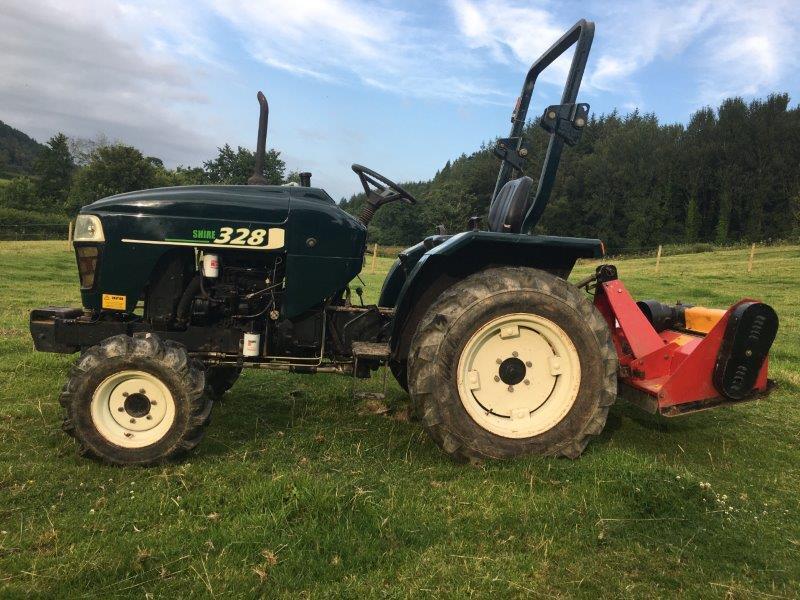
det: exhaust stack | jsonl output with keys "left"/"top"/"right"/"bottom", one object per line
{"left": 247, "top": 91, "right": 269, "bottom": 185}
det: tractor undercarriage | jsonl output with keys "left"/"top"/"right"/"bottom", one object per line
{"left": 31, "top": 302, "right": 393, "bottom": 376}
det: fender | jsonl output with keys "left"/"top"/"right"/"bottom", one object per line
{"left": 383, "top": 230, "right": 603, "bottom": 361}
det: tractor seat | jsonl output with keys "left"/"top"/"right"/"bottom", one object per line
{"left": 487, "top": 176, "right": 534, "bottom": 233}
{"left": 422, "top": 176, "right": 534, "bottom": 250}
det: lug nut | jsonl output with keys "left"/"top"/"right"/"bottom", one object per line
{"left": 512, "top": 351, "right": 518, "bottom": 357}
{"left": 122, "top": 392, "right": 129, "bottom": 397}
{"left": 524, "top": 379, "right": 530, "bottom": 386}
{"left": 150, "top": 400, "right": 157, "bottom": 406}
{"left": 124, "top": 433, "right": 133, "bottom": 438}
{"left": 496, "top": 358, "right": 502, "bottom": 365}
{"left": 508, "top": 386, "right": 514, "bottom": 392}
{"left": 146, "top": 415, "right": 153, "bottom": 420}
{"left": 117, "top": 407, "right": 124, "bottom": 412}
{"left": 130, "top": 418, "right": 136, "bottom": 424}
{"left": 139, "top": 389, "right": 146, "bottom": 394}
{"left": 526, "top": 361, "right": 532, "bottom": 367}
{"left": 494, "top": 375, "right": 500, "bottom": 382}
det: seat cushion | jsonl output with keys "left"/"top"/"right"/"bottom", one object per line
{"left": 487, "top": 176, "right": 534, "bottom": 233}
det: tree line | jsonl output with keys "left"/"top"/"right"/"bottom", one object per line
{"left": 2, "top": 93, "right": 799, "bottom": 251}
{"left": 0, "top": 134, "right": 288, "bottom": 219}
{"left": 341, "top": 94, "right": 800, "bottom": 251}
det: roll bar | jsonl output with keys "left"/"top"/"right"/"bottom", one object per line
{"left": 491, "top": 19, "right": 594, "bottom": 232}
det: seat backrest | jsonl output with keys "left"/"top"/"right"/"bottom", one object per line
{"left": 487, "top": 176, "right": 534, "bottom": 233}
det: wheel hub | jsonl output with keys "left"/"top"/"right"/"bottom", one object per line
{"left": 91, "top": 370, "right": 176, "bottom": 448}
{"left": 498, "top": 356, "right": 527, "bottom": 385}
{"left": 123, "top": 393, "right": 151, "bottom": 418}
{"left": 457, "top": 313, "right": 581, "bottom": 439}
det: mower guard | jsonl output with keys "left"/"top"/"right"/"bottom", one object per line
{"left": 592, "top": 269, "right": 778, "bottom": 416}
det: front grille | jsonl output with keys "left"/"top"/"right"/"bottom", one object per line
{"left": 75, "top": 245, "right": 100, "bottom": 289}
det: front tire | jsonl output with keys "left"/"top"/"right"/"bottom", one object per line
{"left": 408, "top": 267, "right": 617, "bottom": 462}
{"left": 60, "top": 333, "right": 212, "bottom": 466}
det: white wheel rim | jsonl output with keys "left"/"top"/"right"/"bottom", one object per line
{"left": 91, "top": 370, "right": 176, "bottom": 449}
{"left": 456, "top": 313, "right": 581, "bottom": 439}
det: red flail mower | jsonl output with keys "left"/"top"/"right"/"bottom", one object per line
{"left": 586, "top": 265, "right": 778, "bottom": 416}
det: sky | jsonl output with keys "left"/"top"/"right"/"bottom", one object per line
{"left": 2, "top": 0, "right": 799, "bottom": 201}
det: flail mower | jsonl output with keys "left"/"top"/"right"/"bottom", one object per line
{"left": 30, "top": 19, "right": 778, "bottom": 465}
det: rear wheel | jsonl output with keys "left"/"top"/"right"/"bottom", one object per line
{"left": 408, "top": 267, "right": 617, "bottom": 462}
{"left": 60, "top": 333, "right": 212, "bottom": 466}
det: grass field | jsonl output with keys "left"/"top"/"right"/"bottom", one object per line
{"left": 1, "top": 241, "right": 798, "bottom": 598}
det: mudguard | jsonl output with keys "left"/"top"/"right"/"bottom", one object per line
{"left": 382, "top": 230, "right": 603, "bottom": 361}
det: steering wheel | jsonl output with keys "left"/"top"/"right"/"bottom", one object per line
{"left": 351, "top": 164, "right": 417, "bottom": 226}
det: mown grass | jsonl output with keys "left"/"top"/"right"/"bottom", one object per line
{"left": 1, "top": 241, "right": 798, "bottom": 598}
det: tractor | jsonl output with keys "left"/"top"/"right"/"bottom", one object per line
{"left": 30, "top": 20, "right": 778, "bottom": 466}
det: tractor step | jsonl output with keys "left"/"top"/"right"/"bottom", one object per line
{"left": 352, "top": 342, "right": 391, "bottom": 359}
{"left": 351, "top": 342, "right": 390, "bottom": 401}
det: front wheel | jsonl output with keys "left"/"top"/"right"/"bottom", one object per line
{"left": 60, "top": 333, "right": 213, "bottom": 465}
{"left": 408, "top": 267, "right": 617, "bottom": 462}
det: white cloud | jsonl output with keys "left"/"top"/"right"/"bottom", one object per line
{"left": 450, "top": 0, "right": 568, "bottom": 74}
{"left": 206, "top": 0, "right": 505, "bottom": 103}
{"left": 1, "top": 0, "right": 797, "bottom": 193}
{"left": 585, "top": 0, "right": 717, "bottom": 92}
{"left": 695, "top": 1, "right": 800, "bottom": 104}
{"left": 448, "top": 0, "right": 800, "bottom": 108}
{"left": 585, "top": 0, "right": 799, "bottom": 106}
{"left": 0, "top": 0, "right": 220, "bottom": 164}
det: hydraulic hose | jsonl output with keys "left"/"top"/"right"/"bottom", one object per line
{"left": 176, "top": 275, "right": 202, "bottom": 324}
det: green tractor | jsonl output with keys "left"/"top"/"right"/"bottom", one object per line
{"left": 29, "top": 20, "right": 778, "bottom": 466}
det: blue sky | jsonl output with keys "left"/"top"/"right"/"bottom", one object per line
{"left": 3, "top": 0, "right": 799, "bottom": 200}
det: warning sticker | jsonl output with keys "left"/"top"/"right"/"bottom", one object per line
{"left": 102, "top": 294, "right": 126, "bottom": 310}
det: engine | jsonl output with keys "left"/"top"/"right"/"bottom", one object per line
{"left": 144, "top": 249, "right": 287, "bottom": 357}
{"left": 187, "top": 251, "right": 284, "bottom": 330}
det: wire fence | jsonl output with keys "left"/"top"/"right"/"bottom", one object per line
{"left": 1, "top": 222, "right": 793, "bottom": 274}
{"left": 0, "top": 223, "right": 70, "bottom": 241}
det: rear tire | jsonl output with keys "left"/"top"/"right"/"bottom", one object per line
{"left": 408, "top": 267, "right": 617, "bottom": 462}
{"left": 60, "top": 333, "right": 212, "bottom": 466}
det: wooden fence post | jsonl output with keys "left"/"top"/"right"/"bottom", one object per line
{"left": 67, "top": 220, "right": 73, "bottom": 250}
{"left": 747, "top": 243, "right": 756, "bottom": 274}
{"left": 655, "top": 244, "right": 662, "bottom": 273}
{"left": 371, "top": 243, "right": 378, "bottom": 273}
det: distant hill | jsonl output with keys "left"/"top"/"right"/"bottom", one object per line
{"left": 0, "top": 120, "right": 45, "bottom": 177}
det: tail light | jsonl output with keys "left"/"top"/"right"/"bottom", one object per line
{"left": 75, "top": 245, "right": 99, "bottom": 289}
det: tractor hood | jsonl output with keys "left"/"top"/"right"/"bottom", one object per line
{"left": 83, "top": 184, "right": 336, "bottom": 222}
{"left": 75, "top": 183, "right": 366, "bottom": 318}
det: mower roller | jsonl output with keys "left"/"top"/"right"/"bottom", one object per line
{"left": 29, "top": 19, "right": 778, "bottom": 465}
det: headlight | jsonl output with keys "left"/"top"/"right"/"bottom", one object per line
{"left": 73, "top": 214, "right": 105, "bottom": 242}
